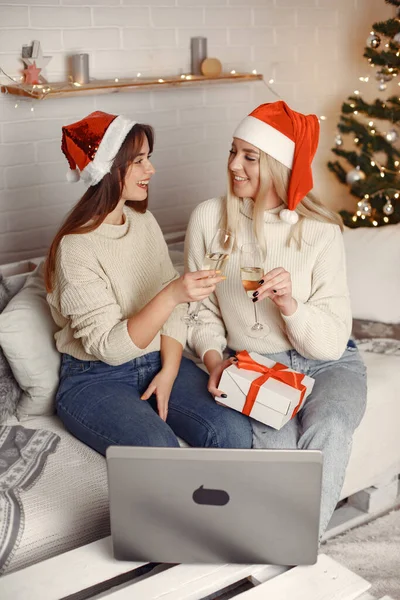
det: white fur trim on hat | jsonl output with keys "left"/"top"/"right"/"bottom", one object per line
{"left": 280, "top": 208, "right": 299, "bottom": 224}
{"left": 233, "top": 115, "right": 295, "bottom": 169}
{"left": 81, "top": 115, "right": 137, "bottom": 186}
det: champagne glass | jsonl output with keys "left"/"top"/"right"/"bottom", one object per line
{"left": 183, "top": 228, "right": 234, "bottom": 326}
{"left": 240, "top": 243, "right": 265, "bottom": 331}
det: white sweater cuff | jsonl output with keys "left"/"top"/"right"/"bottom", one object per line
{"left": 280, "top": 300, "right": 304, "bottom": 330}
{"left": 199, "top": 344, "right": 224, "bottom": 363}
{"left": 161, "top": 303, "right": 187, "bottom": 348}
{"left": 99, "top": 320, "right": 146, "bottom": 365}
{"left": 281, "top": 301, "right": 348, "bottom": 361}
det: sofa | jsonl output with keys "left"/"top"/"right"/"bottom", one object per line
{"left": 0, "top": 224, "right": 399, "bottom": 575}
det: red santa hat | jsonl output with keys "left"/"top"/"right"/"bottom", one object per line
{"left": 61, "top": 111, "right": 137, "bottom": 187}
{"left": 233, "top": 100, "right": 320, "bottom": 224}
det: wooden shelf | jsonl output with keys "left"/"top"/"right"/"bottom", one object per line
{"left": 1, "top": 72, "right": 263, "bottom": 100}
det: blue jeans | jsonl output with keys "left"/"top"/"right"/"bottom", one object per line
{"left": 56, "top": 352, "right": 252, "bottom": 455}
{"left": 250, "top": 343, "right": 367, "bottom": 537}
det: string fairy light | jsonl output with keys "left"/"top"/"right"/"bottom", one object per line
{"left": 315, "top": 23, "right": 400, "bottom": 131}
{"left": 1, "top": 31, "right": 397, "bottom": 230}
{"left": 352, "top": 188, "right": 400, "bottom": 224}
{"left": 1, "top": 61, "right": 269, "bottom": 108}
{"left": 362, "top": 150, "right": 400, "bottom": 176}
{"left": 0, "top": 18, "right": 397, "bottom": 153}
{"left": 259, "top": 76, "right": 280, "bottom": 99}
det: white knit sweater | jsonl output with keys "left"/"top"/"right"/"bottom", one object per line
{"left": 47, "top": 207, "right": 187, "bottom": 366}
{"left": 185, "top": 197, "right": 352, "bottom": 362}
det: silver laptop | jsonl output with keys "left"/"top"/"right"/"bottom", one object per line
{"left": 106, "top": 446, "right": 322, "bottom": 566}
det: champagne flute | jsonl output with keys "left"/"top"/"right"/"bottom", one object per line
{"left": 183, "top": 228, "right": 234, "bottom": 326}
{"left": 240, "top": 243, "right": 264, "bottom": 331}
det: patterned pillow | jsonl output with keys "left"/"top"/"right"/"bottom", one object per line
{"left": 352, "top": 319, "right": 400, "bottom": 356}
{"left": 352, "top": 319, "right": 400, "bottom": 340}
{"left": 0, "top": 276, "right": 22, "bottom": 423}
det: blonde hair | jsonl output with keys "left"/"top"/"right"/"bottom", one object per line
{"left": 222, "top": 150, "right": 343, "bottom": 254}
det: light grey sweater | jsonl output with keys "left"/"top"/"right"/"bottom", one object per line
{"left": 185, "top": 197, "right": 352, "bottom": 362}
{"left": 47, "top": 207, "right": 187, "bottom": 366}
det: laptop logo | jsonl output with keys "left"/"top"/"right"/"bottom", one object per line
{"left": 192, "top": 485, "right": 230, "bottom": 506}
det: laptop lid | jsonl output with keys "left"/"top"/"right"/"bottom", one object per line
{"left": 106, "top": 446, "right": 322, "bottom": 566}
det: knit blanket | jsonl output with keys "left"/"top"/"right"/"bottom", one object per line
{"left": 0, "top": 426, "right": 60, "bottom": 574}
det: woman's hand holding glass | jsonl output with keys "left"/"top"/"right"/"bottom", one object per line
{"left": 169, "top": 270, "right": 225, "bottom": 305}
{"left": 254, "top": 267, "right": 297, "bottom": 316}
{"left": 240, "top": 243, "right": 265, "bottom": 332}
{"left": 183, "top": 228, "right": 234, "bottom": 326}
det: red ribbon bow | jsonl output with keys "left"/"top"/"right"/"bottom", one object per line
{"left": 234, "top": 350, "right": 306, "bottom": 418}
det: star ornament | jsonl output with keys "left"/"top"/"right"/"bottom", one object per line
{"left": 22, "top": 41, "right": 52, "bottom": 82}
{"left": 23, "top": 62, "right": 42, "bottom": 85}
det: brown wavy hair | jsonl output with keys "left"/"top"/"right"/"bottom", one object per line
{"left": 44, "top": 123, "right": 154, "bottom": 292}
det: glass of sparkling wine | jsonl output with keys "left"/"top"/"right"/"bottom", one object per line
{"left": 240, "top": 243, "right": 264, "bottom": 331}
{"left": 183, "top": 228, "right": 234, "bottom": 326}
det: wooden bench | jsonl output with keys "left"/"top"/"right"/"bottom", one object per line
{"left": 0, "top": 536, "right": 394, "bottom": 600}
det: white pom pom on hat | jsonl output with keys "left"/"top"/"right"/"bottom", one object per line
{"left": 233, "top": 100, "right": 320, "bottom": 224}
{"left": 66, "top": 168, "right": 80, "bottom": 183}
{"left": 279, "top": 208, "right": 299, "bottom": 224}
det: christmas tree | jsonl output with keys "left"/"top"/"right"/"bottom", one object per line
{"left": 328, "top": 0, "right": 400, "bottom": 228}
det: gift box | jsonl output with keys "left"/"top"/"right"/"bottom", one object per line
{"left": 217, "top": 351, "right": 314, "bottom": 430}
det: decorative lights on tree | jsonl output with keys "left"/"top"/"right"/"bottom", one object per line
{"left": 328, "top": 0, "right": 400, "bottom": 227}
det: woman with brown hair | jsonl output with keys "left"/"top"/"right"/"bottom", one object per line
{"left": 45, "top": 111, "right": 252, "bottom": 455}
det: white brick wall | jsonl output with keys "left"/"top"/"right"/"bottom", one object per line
{"left": 30, "top": 7, "right": 92, "bottom": 28}
{"left": 0, "top": 0, "right": 394, "bottom": 263}
{"left": 93, "top": 7, "right": 150, "bottom": 26}
{"left": 0, "top": 6, "right": 29, "bottom": 28}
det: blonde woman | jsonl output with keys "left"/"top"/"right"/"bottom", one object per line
{"left": 185, "top": 101, "right": 367, "bottom": 536}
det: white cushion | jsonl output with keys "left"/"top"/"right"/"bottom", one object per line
{"left": 0, "top": 264, "right": 60, "bottom": 419}
{"left": 343, "top": 223, "right": 400, "bottom": 323}
{"left": 341, "top": 350, "right": 400, "bottom": 499}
